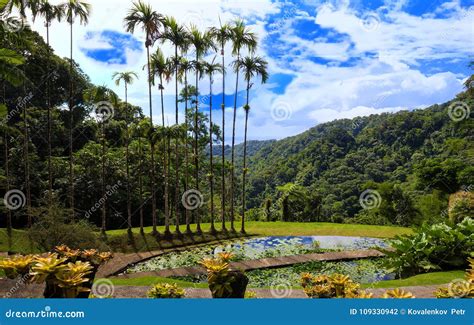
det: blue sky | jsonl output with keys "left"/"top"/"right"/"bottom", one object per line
{"left": 28, "top": 0, "right": 474, "bottom": 143}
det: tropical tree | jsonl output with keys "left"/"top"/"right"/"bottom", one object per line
{"left": 131, "top": 119, "right": 148, "bottom": 234}
{"left": 31, "top": 0, "right": 65, "bottom": 207}
{"left": 62, "top": 0, "right": 91, "bottom": 219}
{"left": 161, "top": 16, "right": 189, "bottom": 235}
{"left": 233, "top": 56, "right": 268, "bottom": 233}
{"left": 177, "top": 58, "right": 194, "bottom": 234}
{"left": 124, "top": 0, "right": 163, "bottom": 235}
{"left": 209, "top": 22, "right": 232, "bottom": 232}
{"left": 229, "top": 19, "right": 256, "bottom": 231}
{"left": 203, "top": 58, "right": 223, "bottom": 234}
{"left": 150, "top": 49, "right": 172, "bottom": 235}
{"left": 188, "top": 25, "right": 215, "bottom": 234}
{"left": 112, "top": 71, "right": 138, "bottom": 238}
{"left": 83, "top": 85, "right": 118, "bottom": 236}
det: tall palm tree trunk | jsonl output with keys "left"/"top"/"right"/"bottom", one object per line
{"left": 160, "top": 76, "right": 170, "bottom": 236}
{"left": 46, "top": 22, "right": 53, "bottom": 206}
{"left": 230, "top": 49, "right": 241, "bottom": 232}
{"left": 68, "top": 21, "right": 75, "bottom": 220}
{"left": 173, "top": 47, "right": 181, "bottom": 235}
{"left": 209, "top": 76, "right": 216, "bottom": 234}
{"left": 184, "top": 71, "right": 191, "bottom": 235}
{"left": 241, "top": 83, "right": 250, "bottom": 234}
{"left": 138, "top": 135, "right": 144, "bottom": 234}
{"left": 125, "top": 84, "right": 132, "bottom": 239}
{"left": 23, "top": 79, "right": 31, "bottom": 228}
{"left": 4, "top": 128, "right": 12, "bottom": 250}
{"left": 220, "top": 43, "right": 227, "bottom": 232}
{"left": 100, "top": 121, "right": 106, "bottom": 236}
{"left": 146, "top": 44, "right": 158, "bottom": 236}
{"left": 194, "top": 57, "right": 202, "bottom": 234}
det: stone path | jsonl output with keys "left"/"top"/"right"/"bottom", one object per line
{"left": 0, "top": 279, "right": 441, "bottom": 298}
{"left": 115, "top": 249, "right": 385, "bottom": 279}
{"left": 96, "top": 237, "right": 252, "bottom": 278}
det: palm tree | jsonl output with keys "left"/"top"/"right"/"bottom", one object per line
{"left": 203, "top": 58, "right": 223, "bottom": 234}
{"left": 177, "top": 58, "right": 194, "bottom": 234}
{"left": 124, "top": 0, "right": 163, "bottom": 235}
{"left": 62, "top": 0, "right": 91, "bottom": 220}
{"left": 161, "top": 16, "right": 189, "bottom": 235}
{"left": 188, "top": 25, "right": 215, "bottom": 234}
{"left": 30, "top": 0, "right": 65, "bottom": 206}
{"left": 131, "top": 119, "right": 147, "bottom": 234}
{"left": 112, "top": 71, "right": 138, "bottom": 239}
{"left": 150, "top": 49, "right": 173, "bottom": 235}
{"left": 233, "top": 56, "right": 268, "bottom": 233}
{"left": 209, "top": 22, "right": 232, "bottom": 232}
{"left": 83, "top": 86, "right": 118, "bottom": 236}
{"left": 229, "top": 20, "right": 256, "bottom": 231}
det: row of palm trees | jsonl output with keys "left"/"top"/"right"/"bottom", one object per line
{"left": 120, "top": 1, "right": 268, "bottom": 236}
{"left": 4, "top": 0, "right": 268, "bottom": 236}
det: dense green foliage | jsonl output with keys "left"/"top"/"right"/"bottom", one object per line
{"left": 234, "top": 87, "right": 473, "bottom": 225}
{"left": 384, "top": 218, "right": 474, "bottom": 277}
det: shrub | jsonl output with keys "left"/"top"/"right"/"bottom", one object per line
{"left": 382, "top": 288, "right": 414, "bottom": 298}
{"left": 200, "top": 253, "right": 249, "bottom": 298}
{"left": 147, "top": 283, "right": 185, "bottom": 298}
{"left": 384, "top": 218, "right": 474, "bottom": 277}
{"left": 244, "top": 290, "right": 257, "bottom": 299}
{"left": 434, "top": 257, "right": 474, "bottom": 299}
{"left": 0, "top": 245, "right": 113, "bottom": 298}
{"left": 28, "top": 204, "right": 108, "bottom": 252}
{"left": 301, "top": 273, "right": 373, "bottom": 298}
{"left": 448, "top": 191, "right": 474, "bottom": 224}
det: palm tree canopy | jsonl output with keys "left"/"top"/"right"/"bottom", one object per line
{"left": 233, "top": 56, "right": 268, "bottom": 85}
{"left": 149, "top": 48, "right": 172, "bottom": 86}
{"left": 230, "top": 19, "right": 257, "bottom": 55}
{"left": 123, "top": 0, "right": 163, "bottom": 46}
{"left": 160, "top": 16, "right": 189, "bottom": 55}
{"left": 209, "top": 22, "right": 232, "bottom": 51}
{"left": 3, "top": 0, "right": 27, "bottom": 17}
{"left": 30, "top": 0, "right": 65, "bottom": 24}
{"left": 112, "top": 71, "right": 138, "bottom": 87}
{"left": 62, "top": 0, "right": 91, "bottom": 25}
{"left": 188, "top": 25, "right": 216, "bottom": 59}
{"left": 202, "top": 58, "right": 223, "bottom": 79}
{"left": 83, "top": 85, "right": 119, "bottom": 106}
{"left": 177, "top": 57, "right": 193, "bottom": 83}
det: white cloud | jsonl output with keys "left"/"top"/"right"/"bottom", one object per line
{"left": 23, "top": 0, "right": 473, "bottom": 144}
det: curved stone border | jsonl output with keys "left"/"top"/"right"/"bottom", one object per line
{"left": 113, "top": 249, "right": 385, "bottom": 279}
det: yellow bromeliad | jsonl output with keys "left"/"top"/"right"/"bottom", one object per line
{"left": 383, "top": 288, "right": 415, "bottom": 298}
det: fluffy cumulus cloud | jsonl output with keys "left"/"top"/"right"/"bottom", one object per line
{"left": 25, "top": 0, "right": 474, "bottom": 143}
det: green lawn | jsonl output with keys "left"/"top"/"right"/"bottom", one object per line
{"left": 103, "top": 276, "right": 208, "bottom": 288}
{"left": 104, "top": 270, "right": 463, "bottom": 289}
{"left": 0, "top": 221, "right": 412, "bottom": 254}
{"left": 107, "top": 221, "right": 412, "bottom": 238}
{"left": 361, "top": 271, "right": 465, "bottom": 289}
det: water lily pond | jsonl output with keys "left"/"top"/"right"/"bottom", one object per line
{"left": 126, "top": 236, "right": 392, "bottom": 285}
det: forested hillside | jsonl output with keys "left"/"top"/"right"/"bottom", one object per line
{"left": 237, "top": 84, "right": 474, "bottom": 226}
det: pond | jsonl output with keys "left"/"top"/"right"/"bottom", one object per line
{"left": 126, "top": 235, "right": 390, "bottom": 280}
